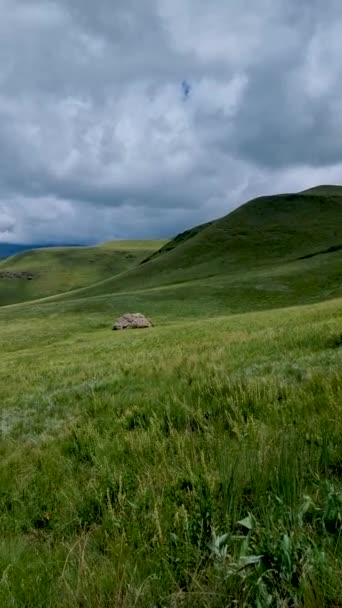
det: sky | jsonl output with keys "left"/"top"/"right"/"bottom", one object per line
{"left": 1, "top": 0, "right": 342, "bottom": 244}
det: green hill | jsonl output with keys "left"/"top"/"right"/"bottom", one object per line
{"left": 0, "top": 240, "right": 165, "bottom": 306}
{"left": 46, "top": 187, "right": 342, "bottom": 315}
{"left": 1, "top": 186, "right": 342, "bottom": 313}
{"left": 138, "top": 188, "right": 342, "bottom": 281}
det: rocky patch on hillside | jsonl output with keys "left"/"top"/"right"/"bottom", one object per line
{"left": 0, "top": 271, "right": 35, "bottom": 280}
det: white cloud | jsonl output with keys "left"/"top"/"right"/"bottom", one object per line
{"left": 0, "top": 0, "right": 342, "bottom": 244}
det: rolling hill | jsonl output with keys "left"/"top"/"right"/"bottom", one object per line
{"left": 1, "top": 186, "right": 342, "bottom": 314}
{"left": 0, "top": 240, "right": 166, "bottom": 306}
{"left": 137, "top": 186, "right": 342, "bottom": 283}
{"left": 42, "top": 186, "right": 342, "bottom": 315}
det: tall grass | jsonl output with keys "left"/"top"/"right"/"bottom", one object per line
{"left": 1, "top": 298, "right": 342, "bottom": 606}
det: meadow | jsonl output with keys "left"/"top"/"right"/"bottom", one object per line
{"left": 1, "top": 291, "right": 342, "bottom": 607}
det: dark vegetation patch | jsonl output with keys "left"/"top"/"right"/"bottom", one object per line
{"left": 0, "top": 271, "right": 35, "bottom": 280}
{"left": 330, "top": 334, "right": 342, "bottom": 348}
{"left": 298, "top": 243, "right": 342, "bottom": 260}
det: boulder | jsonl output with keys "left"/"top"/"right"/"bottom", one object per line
{"left": 113, "top": 312, "right": 153, "bottom": 330}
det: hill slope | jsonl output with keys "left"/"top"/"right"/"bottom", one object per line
{"left": 140, "top": 220, "right": 213, "bottom": 264}
{"left": 2, "top": 186, "right": 342, "bottom": 313}
{"left": 0, "top": 240, "right": 165, "bottom": 306}
{"left": 46, "top": 187, "right": 342, "bottom": 314}
{"left": 138, "top": 189, "right": 342, "bottom": 282}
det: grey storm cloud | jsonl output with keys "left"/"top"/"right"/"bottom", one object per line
{"left": 0, "top": 0, "right": 342, "bottom": 243}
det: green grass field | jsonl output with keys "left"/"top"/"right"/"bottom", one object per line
{"left": 1, "top": 188, "right": 342, "bottom": 606}
{"left": 0, "top": 240, "right": 165, "bottom": 306}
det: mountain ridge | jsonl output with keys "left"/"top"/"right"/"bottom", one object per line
{"left": 0, "top": 242, "right": 83, "bottom": 259}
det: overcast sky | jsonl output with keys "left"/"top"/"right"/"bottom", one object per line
{"left": 1, "top": 0, "right": 342, "bottom": 244}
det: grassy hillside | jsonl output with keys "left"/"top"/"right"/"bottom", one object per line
{"left": 0, "top": 240, "right": 165, "bottom": 306}
{"left": 46, "top": 188, "right": 342, "bottom": 315}
{"left": 1, "top": 289, "right": 342, "bottom": 606}
{"left": 126, "top": 189, "right": 342, "bottom": 285}
{"left": 140, "top": 220, "right": 213, "bottom": 264}
{"left": 301, "top": 184, "right": 342, "bottom": 196}
{"left": 140, "top": 187, "right": 342, "bottom": 277}
{"left": 1, "top": 187, "right": 341, "bottom": 313}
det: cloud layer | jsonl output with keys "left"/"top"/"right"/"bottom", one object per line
{"left": 1, "top": 0, "right": 342, "bottom": 243}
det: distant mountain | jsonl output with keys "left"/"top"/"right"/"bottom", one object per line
{"left": 0, "top": 243, "right": 81, "bottom": 259}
